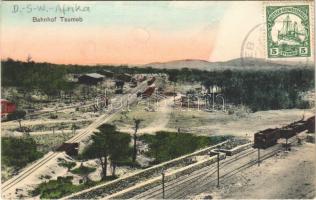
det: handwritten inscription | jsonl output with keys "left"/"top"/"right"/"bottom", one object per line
{"left": 12, "top": 4, "right": 90, "bottom": 15}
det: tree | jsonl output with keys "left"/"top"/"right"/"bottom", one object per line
{"left": 81, "top": 124, "right": 131, "bottom": 180}
{"left": 7, "top": 110, "right": 26, "bottom": 128}
{"left": 109, "top": 132, "right": 131, "bottom": 176}
{"left": 2, "top": 137, "right": 43, "bottom": 169}
{"left": 27, "top": 54, "right": 32, "bottom": 63}
{"left": 71, "top": 163, "right": 96, "bottom": 183}
{"left": 132, "top": 119, "right": 142, "bottom": 163}
{"left": 168, "top": 70, "right": 178, "bottom": 104}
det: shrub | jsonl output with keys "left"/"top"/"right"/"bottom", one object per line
{"left": 71, "top": 165, "right": 96, "bottom": 175}
{"left": 57, "top": 158, "right": 76, "bottom": 170}
{"left": 2, "top": 137, "right": 43, "bottom": 169}
{"left": 140, "top": 132, "right": 232, "bottom": 164}
{"left": 31, "top": 176, "right": 83, "bottom": 199}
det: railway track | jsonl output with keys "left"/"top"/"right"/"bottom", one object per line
{"left": 132, "top": 148, "right": 257, "bottom": 199}
{"left": 131, "top": 139, "right": 294, "bottom": 199}
{"left": 1, "top": 82, "right": 148, "bottom": 196}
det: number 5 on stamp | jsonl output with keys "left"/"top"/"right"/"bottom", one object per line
{"left": 266, "top": 5, "right": 311, "bottom": 58}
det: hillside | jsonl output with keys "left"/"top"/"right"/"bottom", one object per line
{"left": 142, "top": 58, "right": 314, "bottom": 71}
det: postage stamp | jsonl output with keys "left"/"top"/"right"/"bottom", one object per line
{"left": 266, "top": 5, "right": 311, "bottom": 58}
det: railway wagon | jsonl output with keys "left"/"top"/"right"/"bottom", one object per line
{"left": 147, "top": 77, "right": 156, "bottom": 85}
{"left": 56, "top": 143, "right": 79, "bottom": 156}
{"left": 253, "top": 128, "right": 280, "bottom": 149}
{"left": 305, "top": 116, "right": 315, "bottom": 133}
{"left": 279, "top": 120, "right": 306, "bottom": 139}
{"left": 137, "top": 85, "right": 156, "bottom": 98}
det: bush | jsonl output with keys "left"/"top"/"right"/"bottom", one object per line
{"left": 49, "top": 114, "right": 58, "bottom": 119}
{"left": 31, "top": 176, "right": 83, "bottom": 199}
{"left": 71, "top": 165, "right": 96, "bottom": 175}
{"left": 6, "top": 110, "right": 26, "bottom": 121}
{"left": 31, "top": 175, "right": 119, "bottom": 198}
{"left": 57, "top": 158, "right": 76, "bottom": 170}
{"left": 2, "top": 137, "right": 43, "bottom": 169}
{"left": 140, "top": 132, "right": 232, "bottom": 164}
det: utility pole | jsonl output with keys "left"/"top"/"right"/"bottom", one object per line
{"left": 212, "top": 88, "right": 215, "bottom": 111}
{"left": 258, "top": 148, "right": 260, "bottom": 166}
{"left": 161, "top": 172, "right": 165, "bottom": 199}
{"left": 217, "top": 152, "right": 220, "bottom": 188}
{"left": 209, "top": 149, "right": 220, "bottom": 187}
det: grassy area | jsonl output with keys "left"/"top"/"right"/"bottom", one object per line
{"left": 110, "top": 103, "right": 160, "bottom": 128}
{"left": 167, "top": 109, "right": 232, "bottom": 129}
{"left": 139, "top": 131, "right": 232, "bottom": 164}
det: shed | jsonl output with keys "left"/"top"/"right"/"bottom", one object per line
{"left": 98, "top": 70, "right": 114, "bottom": 78}
{"left": 78, "top": 73, "right": 105, "bottom": 85}
{"left": 1, "top": 99, "right": 16, "bottom": 116}
{"left": 115, "top": 73, "right": 132, "bottom": 82}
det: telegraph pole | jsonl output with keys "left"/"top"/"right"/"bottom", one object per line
{"left": 258, "top": 148, "right": 260, "bottom": 166}
{"left": 161, "top": 172, "right": 165, "bottom": 199}
{"left": 217, "top": 152, "right": 220, "bottom": 188}
{"left": 209, "top": 149, "right": 220, "bottom": 187}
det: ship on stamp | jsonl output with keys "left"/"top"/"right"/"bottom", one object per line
{"left": 266, "top": 5, "right": 311, "bottom": 58}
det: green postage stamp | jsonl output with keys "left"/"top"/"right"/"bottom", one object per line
{"left": 266, "top": 5, "right": 311, "bottom": 58}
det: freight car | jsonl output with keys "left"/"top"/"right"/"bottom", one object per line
{"left": 305, "top": 116, "right": 315, "bottom": 133}
{"left": 137, "top": 85, "right": 156, "bottom": 98}
{"left": 147, "top": 77, "right": 156, "bottom": 85}
{"left": 254, "top": 116, "right": 315, "bottom": 149}
{"left": 253, "top": 128, "right": 280, "bottom": 149}
{"left": 56, "top": 143, "right": 79, "bottom": 156}
{"left": 279, "top": 120, "right": 306, "bottom": 139}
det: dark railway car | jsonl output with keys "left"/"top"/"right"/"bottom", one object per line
{"left": 305, "top": 116, "right": 315, "bottom": 133}
{"left": 56, "top": 143, "right": 79, "bottom": 156}
{"left": 288, "top": 120, "right": 306, "bottom": 133}
{"left": 279, "top": 127, "right": 296, "bottom": 139}
{"left": 141, "top": 86, "right": 156, "bottom": 98}
{"left": 253, "top": 128, "right": 280, "bottom": 149}
{"left": 147, "top": 77, "right": 156, "bottom": 85}
{"left": 254, "top": 117, "right": 315, "bottom": 149}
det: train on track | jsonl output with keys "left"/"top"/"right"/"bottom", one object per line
{"left": 254, "top": 116, "right": 315, "bottom": 149}
{"left": 147, "top": 77, "right": 156, "bottom": 85}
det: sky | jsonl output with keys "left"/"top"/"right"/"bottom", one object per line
{"left": 0, "top": 1, "right": 313, "bottom": 65}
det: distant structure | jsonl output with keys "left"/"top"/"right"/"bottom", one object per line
{"left": 115, "top": 73, "right": 132, "bottom": 82}
{"left": 78, "top": 73, "right": 105, "bottom": 85}
{"left": 97, "top": 69, "right": 114, "bottom": 78}
{"left": 1, "top": 99, "right": 16, "bottom": 117}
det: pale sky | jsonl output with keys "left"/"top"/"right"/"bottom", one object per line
{"left": 0, "top": 1, "right": 313, "bottom": 65}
